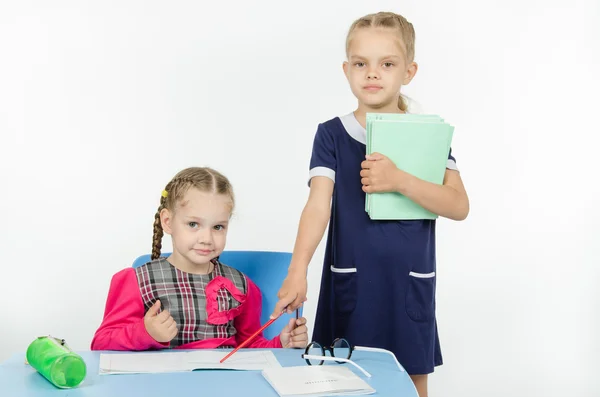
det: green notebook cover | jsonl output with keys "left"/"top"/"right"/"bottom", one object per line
{"left": 365, "top": 113, "right": 445, "bottom": 213}
{"left": 366, "top": 113, "right": 444, "bottom": 155}
{"left": 365, "top": 117, "right": 454, "bottom": 220}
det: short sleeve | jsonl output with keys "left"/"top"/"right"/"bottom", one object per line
{"left": 308, "top": 123, "right": 336, "bottom": 186}
{"left": 447, "top": 148, "right": 459, "bottom": 171}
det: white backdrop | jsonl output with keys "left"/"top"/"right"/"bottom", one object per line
{"left": 1, "top": 1, "right": 599, "bottom": 396}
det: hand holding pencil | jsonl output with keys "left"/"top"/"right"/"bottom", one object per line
{"left": 279, "top": 310, "right": 308, "bottom": 349}
{"left": 272, "top": 272, "right": 308, "bottom": 319}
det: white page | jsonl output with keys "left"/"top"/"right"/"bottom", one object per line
{"left": 186, "top": 350, "right": 281, "bottom": 371}
{"left": 99, "top": 352, "right": 188, "bottom": 374}
{"left": 261, "top": 366, "right": 375, "bottom": 396}
{"left": 99, "top": 350, "right": 282, "bottom": 375}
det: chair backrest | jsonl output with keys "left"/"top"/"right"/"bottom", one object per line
{"left": 131, "top": 250, "right": 302, "bottom": 340}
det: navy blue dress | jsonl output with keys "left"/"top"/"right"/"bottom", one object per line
{"left": 309, "top": 113, "right": 458, "bottom": 375}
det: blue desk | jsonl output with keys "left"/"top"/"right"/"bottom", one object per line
{"left": 1, "top": 349, "right": 418, "bottom": 396}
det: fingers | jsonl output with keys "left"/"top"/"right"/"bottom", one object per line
{"left": 293, "top": 293, "right": 308, "bottom": 310}
{"left": 280, "top": 316, "right": 309, "bottom": 348}
{"left": 167, "top": 321, "right": 178, "bottom": 337}
{"left": 271, "top": 294, "right": 296, "bottom": 319}
{"left": 290, "top": 326, "right": 308, "bottom": 339}
{"left": 162, "top": 314, "right": 176, "bottom": 328}
{"left": 159, "top": 318, "right": 178, "bottom": 341}
{"left": 366, "top": 152, "right": 384, "bottom": 161}
{"left": 166, "top": 319, "right": 177, "bottom": 331}
{"left": 156, "top": 309, "right": 172, "bottom": 324}
{"left": 285, "top": 315, "right": 307, "bottom": 332}
{"left": 158, "top": 316, "right": 177, "bottom": 341}
{"left": 285, "top": 317, "right": 296, "bottom": 332}
{"left": 146, "top": 300, "right": 161, "bottom": 317}
{"left": 287, "top": 323, "right": 309, "bottom": 348}
{"left": 285, "top": 298, "right": 303, "bottom": 314}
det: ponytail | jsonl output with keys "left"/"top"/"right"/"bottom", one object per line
{"left": 397, "top": 95, "right": 408, "bottom": 112}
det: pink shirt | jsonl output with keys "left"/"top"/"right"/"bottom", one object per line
{"left": 91, "top": 264, "right": 282, "bottom": 351}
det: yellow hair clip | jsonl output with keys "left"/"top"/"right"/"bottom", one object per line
{"left": 161, "top": 190, "right": 168, "bottom": 198}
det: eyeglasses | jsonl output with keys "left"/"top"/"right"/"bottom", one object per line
{"left": 301, "top": 338, "right": 405, "bottom": 378}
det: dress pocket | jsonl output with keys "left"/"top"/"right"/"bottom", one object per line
{"left": 405, "top": 271, "right": 436, "bottom": 322}
{"left": 330, "top": 266, "right": 357, "bottom": 314}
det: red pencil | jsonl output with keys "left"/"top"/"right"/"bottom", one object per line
{"left": 219, "top": 311, "right": 282, "bottom": 363}
{"left": 220, "top": 309, "right": 300, "bottom": 363}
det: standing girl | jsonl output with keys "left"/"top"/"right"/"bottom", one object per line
{"left": 272, "top": 12, "right": 469, "bottom": 397}
{"left": 92, "top": 167, "right": 308, "bottom": 351}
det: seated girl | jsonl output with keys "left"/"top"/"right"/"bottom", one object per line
{"left": 91, "top": 167, "right": 308, "bottom": 351}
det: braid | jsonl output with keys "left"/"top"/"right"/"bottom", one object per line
{"left": 151, "top": 196, "right": 166, "bottom": 260}
{"left": 170, "top": 177, "right": 196, "bottom": 191}
{"left": 150, "top": 178, "right": 193, "bottom": 260}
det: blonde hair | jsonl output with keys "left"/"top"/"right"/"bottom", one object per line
{"left": 151, "top": 167, "right": 234, "bottom": 260}
{"left": 345, "top": 11, "right": 416, "bottom": 112}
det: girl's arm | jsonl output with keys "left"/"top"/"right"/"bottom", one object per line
{"left": 91, "top": 269, "right": 168, "bottom": 351}
{"left": 271, "top": 176, "right": 333, "bottom": 317}
{"left": 289, "top": 176, "right": 334, "bottom": 275}
{"left": 395, "top": 168, "right": 469, "bottom": 221}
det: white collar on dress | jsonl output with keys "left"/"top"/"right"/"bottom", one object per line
{"left": 339, "top": 97, "right": 422, "bottom": 145}
{"left": 339, "top": 113, "right": 366, "bottom": 145}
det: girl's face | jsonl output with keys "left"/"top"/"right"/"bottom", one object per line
{"left": 160, "top": 188, "right": 232, "bottom": 272}
{"left": 343, "top": 27, "right": 417, "bottom": 112}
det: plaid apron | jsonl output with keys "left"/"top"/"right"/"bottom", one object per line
{"left": 135, "top": 257, "right": 247, "bottom": 348}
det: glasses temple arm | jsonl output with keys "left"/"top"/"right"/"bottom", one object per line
{"left": 301, "top": 354, "right": 372, "bottom": 378}
{"left": 354, "top": 346, "right": 406, "bottom": 372}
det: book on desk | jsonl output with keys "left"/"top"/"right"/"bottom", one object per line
{"left": 262, "top": 365, "right": 375, "bottom": 396}
{"left": 365, "top": 113, "right": 454, "bottom": 220}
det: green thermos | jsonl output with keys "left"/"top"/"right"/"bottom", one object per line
{"left": 26, "top": 335, "right": 87, "bottom": 388}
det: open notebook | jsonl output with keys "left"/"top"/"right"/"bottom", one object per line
{"left": 262, "top": 366, "right": 375, "bottom": 396}
{"left": 365, "top": 113, "right": 454, "bottom": 220}
{"left": 99, "top": 350, "right": 281, "bottom": 374}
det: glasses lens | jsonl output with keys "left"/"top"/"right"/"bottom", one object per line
{"left": 305, "top": 342, "right": 324, "bottom": 366}
{"left": 332, "top": 338, "right": 351, "bottom": 360}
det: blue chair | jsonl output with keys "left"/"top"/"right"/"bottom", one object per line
{"left": 132, "top": 250, "right": 302, "bottom": 340}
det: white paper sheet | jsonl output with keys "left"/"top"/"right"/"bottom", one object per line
{"left": 261, "top": 366, "right": 376, "bottom": 396}
{"left": 99, "top": 350, "right": 281, "bottom": 374}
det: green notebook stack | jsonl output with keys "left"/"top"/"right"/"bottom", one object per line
{"left": 365, "top": 113, "right": 454, "bottom": 220}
